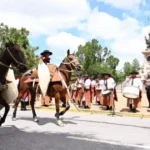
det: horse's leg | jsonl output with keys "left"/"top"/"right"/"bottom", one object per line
{"left": 0, "top": 97, "right": 10, "bottom": 126}
{"left": 54, "top": 92, "right": 64, "bottom": 127}
{"left": 12, "top": 92, "right": 24, "bottom": 121}
{"left": 29, "top": 89, "right": 38, "bottom": 122}
{"left": 59, "top": 93, "right": 70, "bottom": 116}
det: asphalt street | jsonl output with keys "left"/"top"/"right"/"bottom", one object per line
{"left": 0, "top": 108, "right": 150, "bottom": 150}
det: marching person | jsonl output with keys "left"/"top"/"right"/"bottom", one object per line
{"left": 20, "top": 91, "right": 29, "bottom": 111}
{"left": 84, "top": 75, "right": 91, "bottom": 109}
{"left": 102, "top": 73, "right": 116, "bottom": 110}
{"left": 144, "top": 72, "right": 150, "bottom": 108}
{"left": 127, "top": 71, "right": 142, "bottom": 112}
{"left": 71, "top": 80, "right": 77, "bottom": 103}
{"left": 76, "top": 75, "right": 84, "bottom": 107}
{"left": 91, "top": 76, "right": 96, "bottom": 103}
{"left": 40, "top": 50, "right": 53, "bottom": 64}
{"left": 95, "top": 75, "right": 105, "bottom": 106}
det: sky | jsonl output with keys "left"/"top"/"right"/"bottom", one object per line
{"left": 1, "top": 0, "right": 150, "bottom": 69}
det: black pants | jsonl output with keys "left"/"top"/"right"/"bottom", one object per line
{"left": 146, "top": 90, "right": 150, "bottom": 106}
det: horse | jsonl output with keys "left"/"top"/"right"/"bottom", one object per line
{"left": 12, "top": 49, "right": 82, "bottom": 126}
{"left": 0, "top": 42, "right": 28, "bottom": 126}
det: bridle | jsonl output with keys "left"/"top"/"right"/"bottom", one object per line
{"left": 0, "top": 47, "right": 27, "bottom": 70}
{"left": 59, "top": 56, "right": 80, "bottom": 73}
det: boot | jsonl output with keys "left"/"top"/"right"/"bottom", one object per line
{"left": 129, "top": 104, "right": 133, "bottom": 111}
{"left": 21, "top": 101, "right": 26, "bottom": 111}
{"left": 82, "top": 101, "right": 86, "bottom": 108}
{"left": 109, "top": 106, "right": 112, "bottom": 110}
{"left": 105, "top": 106, "right": 110, "bottom": 110}
{"left": 132, "top": 108, "right": 137, "bottom": 113}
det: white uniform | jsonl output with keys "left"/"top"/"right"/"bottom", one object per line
{"left": 104, "top": 78, "right": 116, "bottom": 90}
{"left": 128, "top": 78, "right": 142, "bottom": 90}
{"left": 127, "top": 77, "right": 142, "bottom": 105}
{"left": 91, "top": 80, "right": 96, "bottom": 88}
{"left": 96, "top": 79, "right": 105, "bottom": 91}
{"left": 84, "top": 79, "right": 91, "bottom": 89}
{"left": 77, "top": 78, "right": 84, "bottom": 88}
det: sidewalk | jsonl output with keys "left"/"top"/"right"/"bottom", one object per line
{"left": 10, "top": 92, "right": 150, "bottom": 118}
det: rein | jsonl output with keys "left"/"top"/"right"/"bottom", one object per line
{"left": 59, "top": 57, "right": 79, "bottom": 73}
{"left": 0, "top": 47, "right": 27, "bottom": 70}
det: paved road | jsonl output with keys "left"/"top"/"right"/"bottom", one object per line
{"left": 0, "top": 109, "right": 150, "bottom": 150}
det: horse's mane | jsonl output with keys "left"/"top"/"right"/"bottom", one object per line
{"left": 0, "top": 49, "right": 6, "bottom": 60}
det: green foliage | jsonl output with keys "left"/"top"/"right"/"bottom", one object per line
{"left": 0, "top": 23, "right": 39, "bottom": 73}
{"left": 132, "top": 58, "right": 140, "bottom": 72}
{"left": 123, "top": 58, "right": 140, "bottom": 76}
{"left": 76, "top": 39, "right": 120, "bottom": 81}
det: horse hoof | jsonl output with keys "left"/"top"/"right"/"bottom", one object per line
{"left": 12, "top": 117, "right": 17, "bottom": 121}
{"left": 33, "top": 117, "right": 39, "bottom": 122}
{"left": 56, "top": 119, "right": 64, "bottom": 127}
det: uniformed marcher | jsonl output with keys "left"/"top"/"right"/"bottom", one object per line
{"left": 144, "top": 72, "right": 150, "bottom": 108}
{"left": 126, "top": 71, "right": 142, "bottom": 112}
{"left": 102, "top": 73, "right": 116, "bottom": 110}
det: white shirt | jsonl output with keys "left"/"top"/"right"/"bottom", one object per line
{"left": 77, "top": 78, "right": 84, "bottom": 87}
{"left": 98, "top": 79, "right": 105, "bottom": 90}
{"left": 84, "top": 79, "right": 91, "bottom": 89}
{"left": 104, "top": 78, "right": 116, "bottom": 90}
{"left": 91, "top": 80, "right": 96, "bottom": 87}
{"left": 128, "top": 78, "right": 143, "bottom": 90}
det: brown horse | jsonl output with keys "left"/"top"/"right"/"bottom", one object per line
{"left": 12, "top": 50, "right": 82, "bottom": 126}
{"left": 0, "top": 42, "right": 27, "bottom": 126}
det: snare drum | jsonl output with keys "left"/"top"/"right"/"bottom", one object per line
{"left": 122, "top": 85, "right": 139, "bottom": 99}
{"left": 102, "top": 90, "right": 110, "bottom": 97}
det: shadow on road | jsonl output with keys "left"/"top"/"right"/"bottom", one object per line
{"left": 0, "top": 126, "right": 140, "bottom": 150}
{"left": 19, "top": 117, "right": 77, "bottom": 126}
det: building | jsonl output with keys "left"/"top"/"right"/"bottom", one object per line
{"left": 139, "top": 48, "right": 150, "bottom": 81}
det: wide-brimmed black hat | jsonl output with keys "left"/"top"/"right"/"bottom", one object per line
{"left": 40, "top": 50, "right": 52, "bottom": 55}
{"left": 130, "top": 71, "right": 139, "bottom": 75}
{"left": 102, "top": 73, "right": 111, "bottom": 77}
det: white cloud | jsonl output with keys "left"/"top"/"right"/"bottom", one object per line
{"left": 78, "top": 8, "right": 150, "bottom": 69}
{"left": 46, "top": 32, "right": 85, "bottom": 64}
{"left": 97, "top": 0, "right": 146, "bottom": 11}
{"left": 0, "top": 0, "right": 90, "bottom": 36}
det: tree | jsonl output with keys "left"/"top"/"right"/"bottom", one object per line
{"left": 132, "top": 58, "right": 140, "bottom": 72}
{"left": 0, "top": 23, "right": 39, "bottom": 72}
{"left": 123, "top": 58, "right": 140, "bottom": 76}
{"left": 76, "top": 39, "right": 120, "bottom": 78}
{"left": 123, "top": 62, "right": 133, "bottom": 76}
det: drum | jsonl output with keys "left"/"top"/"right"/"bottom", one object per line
{"left": 102, "top": 90, "right": 110, "bottom": 97}
{"left": 122, "top": 85, "right": 139, "bottom": 99}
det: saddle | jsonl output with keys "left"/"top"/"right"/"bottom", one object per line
{"left": 24, "top": 64, "right": 62, "bottom": 84}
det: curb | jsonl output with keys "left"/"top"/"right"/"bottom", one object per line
{"left": 10, "top": 104, "right": 150, "bottom": 118}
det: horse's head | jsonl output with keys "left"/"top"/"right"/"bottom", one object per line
{"left": 63, "top": 49, "right": 82, "bottom": 71}
{"left": 5, "top": 42, "right": 28, "bottom": 73}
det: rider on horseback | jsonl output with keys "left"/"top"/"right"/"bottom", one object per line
{"left": 40, "top": 50, "right": 53, "bottom": 64}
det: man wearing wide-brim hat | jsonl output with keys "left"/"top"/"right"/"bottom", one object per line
{"left": 95, "top": 75, "right": 104, "bottom": 105}
{"left": 84, "top": 74, "right": 91, "bottom": 109}
{"left": 126, "top": 71, "right": 142, "bottom": 113}
{"left": 102, "top": 72, "right": 116, "bottom": 110}
{"left": 90, "top": 76, "right": 96, "bottom": 103}
{"left": 40, "top": 50, "right": 53, "bottom": 64}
